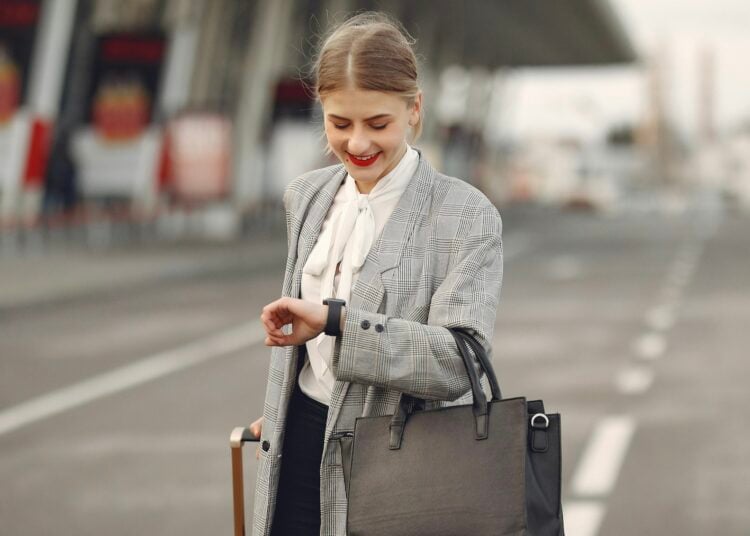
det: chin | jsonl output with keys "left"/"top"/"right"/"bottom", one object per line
{"left": 348, "top": 171, "right": 372, "bottom": 184}
{"left": 350, "top": 167, "right": 381, "bottom": 181}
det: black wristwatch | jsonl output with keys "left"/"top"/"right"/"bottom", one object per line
{"left": 322, "top": 298, "right": 346, "bottom": 337}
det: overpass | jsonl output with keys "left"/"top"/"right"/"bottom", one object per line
{"left": 340, "top": 0, "right": 635, "bottom": 69}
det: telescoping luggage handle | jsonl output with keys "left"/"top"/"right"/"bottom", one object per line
{"left": 230, "top": 427, "right": 260, "bottom": 536}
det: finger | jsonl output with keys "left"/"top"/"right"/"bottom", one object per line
{"left": 267, "top": 333, "right": 295, "bottom": 347}
{"left": 263, "top": 307, "right": 290, "bottom": 332}
{"left": 264, "top": 297, "right": 288, "bottom": 314}
{"left": 269, "top": 307, "right": 291, "bottom": 328}
{"left": 261, "top": 304, "right": 278, "bottom": 326}
{"left": 261, "top": 315, "right": 283, "bottom": 336}
{"left": 262, "top": 298, "right": 284, "bottom": 311}
{"left": 271, "top": 298, "right": 295, "bottom": 320}
{"left": 265, "top": 335, "right": 288, "bottom": 346}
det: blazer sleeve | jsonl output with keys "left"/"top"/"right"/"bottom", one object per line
{"left": 330, "top": 204, "right": 503, "bottom": 402}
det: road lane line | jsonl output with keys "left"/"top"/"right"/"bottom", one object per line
{"left": 645, "top": 306, "right": 675, "bottom": 331}
{"left": 563, "top": 238, "right": 705, "bottom": 534}
{"left": 0, "top": 322, "right": 265, "bottom": 437}
{"left": 563, "top": 501, "right": 606, "bottom": 536}
{"left": 669, "top": 260, "right": 695, "bottom": 286}
{"left": 632, "top": 332, "right": 666, "bottom": 360}
{"left": 615, "top": 365, "right": 654, "bottom": 395}
{"left": 659, "top": 283, "right": 683, "bottom": 307}
{"left": 571, "top": 415, "right": 636, "bottom": 497}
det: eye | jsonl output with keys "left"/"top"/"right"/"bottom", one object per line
{"left": 370, "top": 124, "right": 387, "bottom": 130}
{"left": 332, "top": 123, "right": 349, "bottom": 130}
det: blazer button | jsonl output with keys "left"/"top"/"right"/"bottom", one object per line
{"left": 375, "top": 324, "right": 384, "bottom": 333}
{"left": 360, "top": 320, "right": 371, "bottom": 330}
{"left": 261, "top": 440, "right": 270, "bottom": 452}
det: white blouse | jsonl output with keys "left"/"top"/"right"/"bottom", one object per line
{"left": 298, "top": 145, "right": 420, "bottom": 405}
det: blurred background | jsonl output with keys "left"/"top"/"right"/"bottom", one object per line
{"left": 0, "top": 0, "right": 748, "bottom": 534}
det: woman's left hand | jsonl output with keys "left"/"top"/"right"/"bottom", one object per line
{"left": 260, "top": 297, "right": 327, "bottom": 346}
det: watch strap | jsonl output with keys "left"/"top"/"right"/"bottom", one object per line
{"left": 323, "top": 298, "right": 345, "bottom": 337}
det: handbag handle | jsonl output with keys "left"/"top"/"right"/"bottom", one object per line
{"left": 452, "top": 328, "right": 502, "bottom": 401}
{"left": 388, "top": 328, "right": 501, "bottom": 449}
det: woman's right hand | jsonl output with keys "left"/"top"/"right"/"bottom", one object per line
{"left": 250, "top": 416, "right": 264, "bottom": 459}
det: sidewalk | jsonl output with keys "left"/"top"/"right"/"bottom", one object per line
{"left": 0, "top": 229, "right": 288, "bottom": 311}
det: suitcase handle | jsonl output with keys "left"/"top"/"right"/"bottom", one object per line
{"left": 230, "top": 426, "right": 261, "bottom": 447}
{"left": 230, "top": 427, "right": 260, "bottom": 536}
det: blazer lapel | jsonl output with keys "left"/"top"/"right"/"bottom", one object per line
{"left": 375, "top": 151, "right": 435, "bottom": 274}
{"left": 289, "top": 167, "right": 347, "bottom": 300}
{"left": 281, "top": 167, "right": 345, "bottom": 416}
{"left": 326, "top": 151, "right": 436, "bottom": 432}
{"left": 350, "top": 151, "right": 435, "bottom": 309}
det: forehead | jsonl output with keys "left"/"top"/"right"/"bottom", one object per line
{"left": 321, "top": 87, "right": 408, "bottom": 118}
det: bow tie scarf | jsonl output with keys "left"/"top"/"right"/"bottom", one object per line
{"left": 302, "top": 178, "right": 376, "bottom": 381}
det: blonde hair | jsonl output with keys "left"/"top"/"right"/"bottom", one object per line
{"left": 312, "top": 11, "right": 423, "bottom": 141}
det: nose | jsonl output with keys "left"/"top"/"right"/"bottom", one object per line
{"left": 346, "top": 126, "right": 371, "bottom": 156}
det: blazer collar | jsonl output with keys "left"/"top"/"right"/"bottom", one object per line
{"left": 290, "top": 167, "right": 346, "bottom": 302}
{"left": 310, "top": 151, "right": 435, "bottom": 445}
{"left": 369, "top": 148, "right": 434, "bottom": 273}
{"left": 292, "top": 149, "right": 435, "bottom": 310}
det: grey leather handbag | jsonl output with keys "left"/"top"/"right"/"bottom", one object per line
{"left": 335, "top": 328, "right": 564, "bottom": 535}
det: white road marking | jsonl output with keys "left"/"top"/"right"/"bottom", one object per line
{"left": 645, "top": 306, "right": 675, "bottom": 331}
{"left": 659, "top": 283, "right": 683, "bottom": 307}
{"left": 678, "top": 243, "right": 702, "bottom": 263}
{"left": 571, "top": 415, "right": 637, "bottom": 497}
{"left": 669, "top": 270, "right": 691, "bottom": 288}
{"left": 562, "top": 239, "right": 706, "bottom": 534}
{"left": 563, "top": 501, "right": 606, "bottom": 536}
{"left": 0, "top": 322, "right": 265, "bottom": 437}
{"left": 615, "top": 365, "right": 655, "bottom": 395}
{"left": 633, "top": 332, "right": 667, "bottom": 360}
{"left": 665, "top": 242, "right": 702, "bottom": 292}
{"left": 669, "top": 261, "right": 695, "bottom": 286}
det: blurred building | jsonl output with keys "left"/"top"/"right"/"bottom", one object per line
{"left": 0, "top": 0, "right": 635, "bottom": 238}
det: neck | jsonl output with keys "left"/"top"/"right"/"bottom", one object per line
{"left": 354, "top": 143, "right": 408, "bottom": 195}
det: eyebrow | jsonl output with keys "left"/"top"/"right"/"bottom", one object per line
{"left": 327, "top": 113, "right": 393, "bottom": 121}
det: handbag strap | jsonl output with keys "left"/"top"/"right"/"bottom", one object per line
{"left": 389, "top": 328, "right": 501, "bottom": 449}
{"left": 451, "top": 328, "right": 502, "bottom": 401}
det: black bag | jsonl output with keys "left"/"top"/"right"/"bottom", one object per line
{"left": 337, "top": 328, "right": 564, "bottom": 535}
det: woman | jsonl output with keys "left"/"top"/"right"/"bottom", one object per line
{"left": 251, "top": 12, "right": 503, "bottom": 536}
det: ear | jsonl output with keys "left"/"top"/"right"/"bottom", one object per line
{"left": 409, "top": 91, "right": 423, "bottom": 126}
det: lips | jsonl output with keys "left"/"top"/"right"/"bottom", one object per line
{"left": 348, "top": 151, "right": 381, "bottom": 167}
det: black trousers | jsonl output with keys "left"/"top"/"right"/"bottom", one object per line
{"left": 270, "top": 379, "right": 328, "bottom": 536}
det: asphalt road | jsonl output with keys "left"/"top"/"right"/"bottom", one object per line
{"left": 0, "top": 195, "right": 747, "bottom": 535}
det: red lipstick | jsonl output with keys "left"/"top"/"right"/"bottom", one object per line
{"left": 348, "top": 152, "right": 381, "bottom": 167}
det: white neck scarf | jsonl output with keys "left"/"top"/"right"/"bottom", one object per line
{"left": 302, "top": 145, "right": 418, "bottom": 382}
{"left": 303, "top": 144, "right": 418, "bottom": 304}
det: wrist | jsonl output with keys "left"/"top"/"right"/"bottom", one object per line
{"left": 322, "top": 298, "right": 346, "bottom": 337}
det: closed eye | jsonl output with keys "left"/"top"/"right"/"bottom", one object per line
{"left": 331, "top": 122, "right": 387, "bottom": 130}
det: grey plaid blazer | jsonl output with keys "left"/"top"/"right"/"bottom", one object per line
{"left": 252, "top": 151, "right": 503, "bottom": 536}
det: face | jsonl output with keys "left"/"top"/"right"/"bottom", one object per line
{"left": 321, "top": 87, "right": 421, "bottom": 194}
